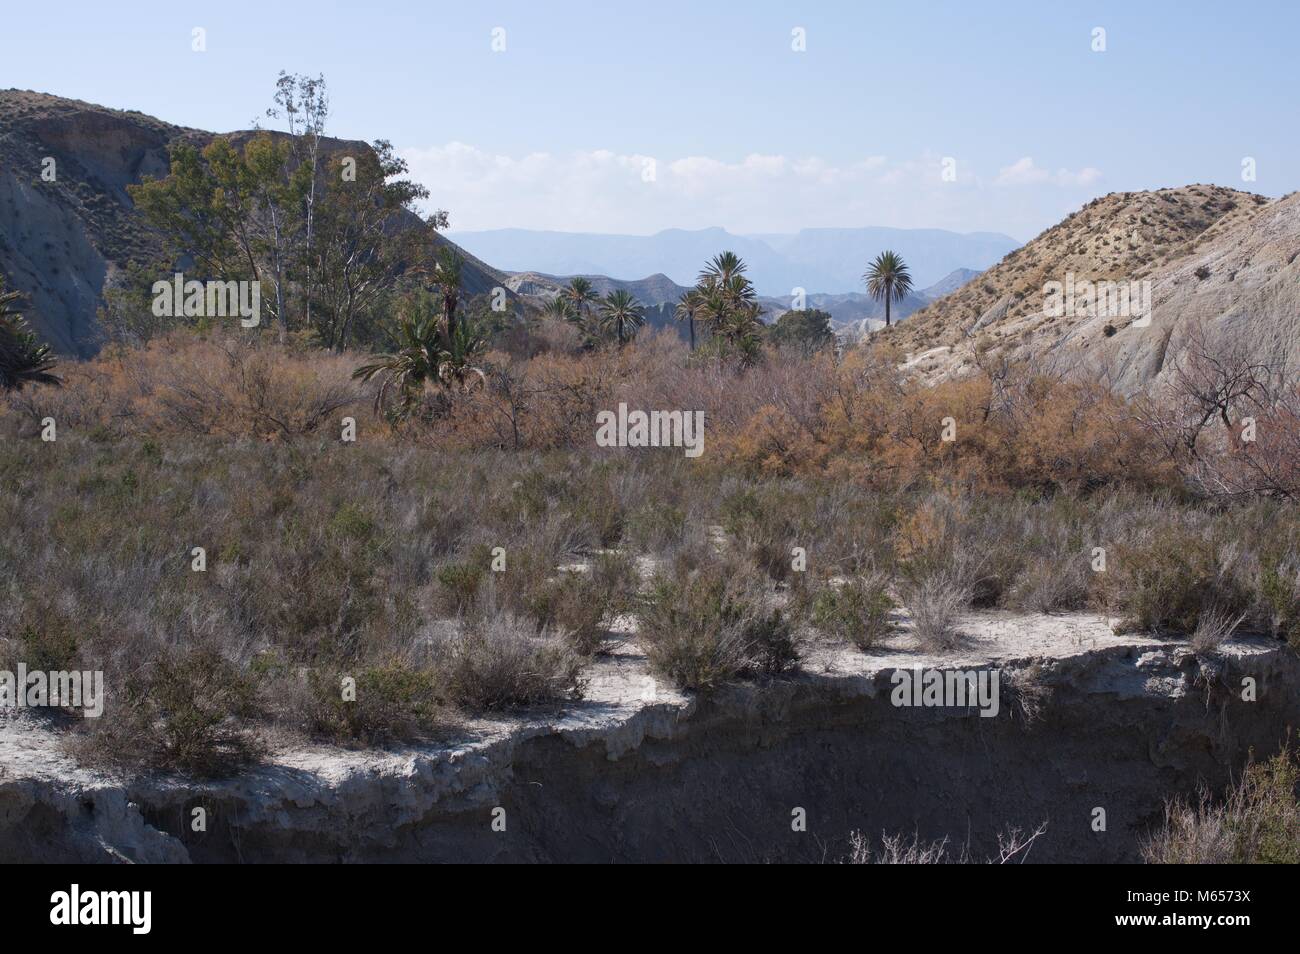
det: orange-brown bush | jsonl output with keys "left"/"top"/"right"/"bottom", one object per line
{"left": 2, "top": 330, "right": 365, "bottom": 441}
{"left": 0, "top": 326, "right": 1275, "bottom": 500}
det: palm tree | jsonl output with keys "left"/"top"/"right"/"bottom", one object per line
{"left": 352, "top": 297, "right": 484, "bottom": 418}
{"left": 431, "top": 245, "right": 464, "bottom": 340}
{"left": 437, "top": 319, "right": 487, "bottom": 392}
{"left": 674, "top": 288, "right": 702, "bottom": 350}
{"left": 543, "top": 295, "right": 574, "bottom": 323}
{"left": 564, "top": 277, "right": 599, "bottom": 324}
{"left": 863, "top": 250, "right": 913, "bottom": 328}
{"left": 698, "top": 250, "right": 746, "bottom": 288}
{"left": 0, "top": 283, "right": 60, "bottom": 392}
{"left": 598, "top": 289, "right": 645, "bottom": 348}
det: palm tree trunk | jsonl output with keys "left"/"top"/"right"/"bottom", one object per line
{"left": 885, "top": 293, "right": 891, "bottom": 328}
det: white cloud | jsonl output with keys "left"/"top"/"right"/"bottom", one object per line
{"left": 398, "top": 143, "right": 1102, "bottom": 236}
{"left": 995, "top": 156, "right": 1102, "bottom": 187}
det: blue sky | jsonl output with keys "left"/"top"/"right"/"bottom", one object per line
{"left": 6, "top": 0, "right": 1296, "bottom": 239}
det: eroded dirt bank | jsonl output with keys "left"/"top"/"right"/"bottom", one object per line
{"left": 2, "top": 615, "right": 1297, "bottom": 863}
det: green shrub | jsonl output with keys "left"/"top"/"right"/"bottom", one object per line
{"left": 639, "top": 561, "right": 797, "bottom": 689}
{"left": 433, "top": 560, "right": 486, "bottom": 615}
{"left": 1144, "top": 749, "right": 1300, "bottom": 864}
{"left": 85, "top": 647, "right": 261, "bottom": 777}
{"left": 303, "top": 662, "right": 443, "bottom": 744}
{"left": 1106, "top": 528, "right": 1249, "bottom": 634}
{"left": 809, "top": 575, "right": 896, "bottom": 650}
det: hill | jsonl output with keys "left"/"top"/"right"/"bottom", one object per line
{"left": 881, "top": 185, "right": 1295, "bottom": 392}
{"left": 0, "top": 90, "right": 507, "bottom": 355}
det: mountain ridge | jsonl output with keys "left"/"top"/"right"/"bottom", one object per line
{"left": 449, "top": 225, "right": 1018, "bottom": 296}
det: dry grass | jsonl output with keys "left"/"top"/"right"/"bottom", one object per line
{"left": 3, "top": 330, "right": 1299, "bottom": 773}
{"left": 1143, "top": 749, "right": 1300, "bottom": 864}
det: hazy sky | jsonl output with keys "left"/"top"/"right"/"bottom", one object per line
{"left": 7, "top": 0, "right": 1297, "bottom": 240}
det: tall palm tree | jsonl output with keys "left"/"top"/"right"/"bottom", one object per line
{"left": 863, "top": 250, "right": 913, "bottom": 328}
{"left": 674, "top": 288, "right": 702, "bottom": 350}
{"left": 598, "top": 289, "right": 645, "bottom": 348}
{"left": 0, "top": 284, "right": 60, "bottom": 392}
{"left": 698, "top": 250, "right": 746, "bottom": 288}
{"left": 431, "top": 246, "right": 464, "bottom": 340}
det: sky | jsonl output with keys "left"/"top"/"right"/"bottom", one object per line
{"left": 5, "top": 0, "right": 1297, "bottom": 241}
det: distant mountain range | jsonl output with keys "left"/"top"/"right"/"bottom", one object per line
{"left": 449, "top": 227, "right": 1019, "bottom": 296}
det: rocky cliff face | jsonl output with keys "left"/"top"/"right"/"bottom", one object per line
{"left": 0, "top": 90, "right": 507, "bottom": 355}
{"left": 2, "top": 614, "right": 1294, "bottom": 863}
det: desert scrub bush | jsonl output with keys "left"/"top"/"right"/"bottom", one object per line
{"left": 808, "top": 573, "right": 897, "bottom": 650}
{"left": 431, "top": 556, "right": 487, "bottom": 616}
{"left": 523, "top": 549, "right": 641, "bottom": 655}
{"left": 529, "top": 570, "right": 607, "bottom": 655}
{"left": 719, "top": 482, "right": 811, "bottom": 582}
{"left": 892, "top": 495, "right": 995, "bottom": 604}
{"left": 81, "top": 646, "right": 262, "bottom": 777}
{"left": 1257, "top": 555, "right": 1300, "bottom": 647}
{"left": 300, "top": 661, "right": 444, "bottom": 745}
{"left": 433, "top": 614, "right": 583, "bottom": 711}
{"left": 1189, "top": 607, "right": 1246, "bottom": 656}
{"left": 900, "top": 570, "right": 973, "bottom": 652}
{"left": 638, "top": 559, "right": 800, "bottom": 690}
{"left": 623, "top": 501, "right": 688, "bottom": 553}
{"left": 1143, "top": 749, "right": 1300, "bottom": 864}
{"left": 1104, "top": 524, "right": 1250, "bottom": 635}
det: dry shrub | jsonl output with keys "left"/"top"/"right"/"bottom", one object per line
{"left": 639, "top": 558, "right": 798, "bottom": 690}
{"left": 433, "top": 614, "right": 583, "bottom": 711}
{"left": 845, "top": 821, "right": 1047, "bottom": 864}
{"left": 1144, "top": 749, "right": 1300, "bottom": 864}
{"left": 901, "top": 569, "right": 973, "bottom": 652}
{"left": 301, "top": 661, "right": 444, "bottom": 745}
{"left": 1189, "top": 607, "right": 1245, "bottom": 656}
{"left": 80, "top": 646, "right": 263, "bottom": 777}
{"left": 1102, "top": 523, "right": 1251, "bottom": 635}
{"left": 3, "top": 330, "right": 364, "bottom": 441}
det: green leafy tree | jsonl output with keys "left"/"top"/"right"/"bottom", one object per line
{"left": 310, "top": 143, "right": 429, "bottom": 351}
{"left": 598, "top": 289, "right": 645, "bottom": 348}
{"left": 770, "top": 308, "right": 835, "bottom": 355}
{"left": 0, "top": 282, "right": 60, "bottom": 391}
{"left": 130, "top": 133, "right": 306, "bottom": 340}
{"left": 864, "top": 250, "right": 913, "bottom": 328}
